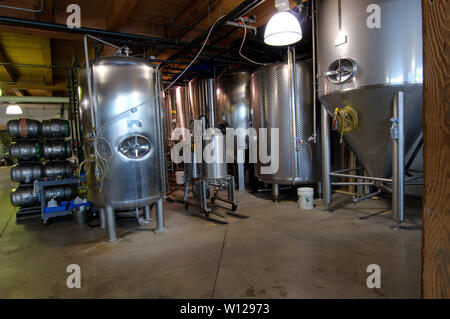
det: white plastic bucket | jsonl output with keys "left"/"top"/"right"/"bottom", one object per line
{"left": 175, "top": 171, "right": 185, "bottom": 185}
{"left": 298, "top": 187, "right": 314, "bottom": 210}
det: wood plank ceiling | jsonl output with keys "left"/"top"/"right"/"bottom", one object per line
{"left": 0, "top": 0, "right": 298, "bottom": 97}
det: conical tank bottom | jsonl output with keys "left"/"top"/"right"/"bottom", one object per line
{"left": 319, "top": 84, "right": 422, "bottom": 178}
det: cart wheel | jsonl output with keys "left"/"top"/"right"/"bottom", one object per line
{"left": 232, "top": 204, "right": 238, "bottom": 211}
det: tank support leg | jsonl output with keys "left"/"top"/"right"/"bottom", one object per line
{"left": 272, "top": 184, "right": 279, "bottom": 202}
{"left": 105, "top": 206, "right": 117, "bottom": 242}
{"left": 237, "top": 163, "right": 245, "bottom": 191}
{"left": 156, "top": 198, "right": 165, "bottom": 233}
{"left": 144, "top": 205, "right": 152, "bottom": 221}
{"left": 321, "top": 105, "right": 332, "bottom": 212}
{"left": 99, "top": 208, "right": 106, "bottom": 229}
{"left": 392, "top": 91, "right": 405, "bottom": 229}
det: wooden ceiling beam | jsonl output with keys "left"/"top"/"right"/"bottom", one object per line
{"left": 106, "top": 0, "right": 139, "bottom": 31}
{"left": 0, "top": 49, "right": 24, "bottom": 96}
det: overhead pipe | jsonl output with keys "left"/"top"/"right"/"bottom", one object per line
{"left": 0, "top": 0, "right": 44, "bottom": 13}
{"left": 161, "top": 0, "right": 266, "bottom": 68}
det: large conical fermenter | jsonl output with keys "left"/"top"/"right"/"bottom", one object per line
{"left": 317, "top": 0, "right": 423, "bottom": 226}
{"left": 78, "top": 56, "right": 167, "bottom": 241}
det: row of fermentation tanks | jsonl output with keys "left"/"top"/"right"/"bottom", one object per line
{"left": 73, "top": 0, "right": 423, "bottom": 240}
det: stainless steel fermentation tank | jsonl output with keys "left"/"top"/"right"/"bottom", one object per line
{"left": 316, "top": 0, "right": 423, "bottom": 226}
{"left": 252, "top": 58, "right": 319, "bottom": 201}
{"left": 79, "top": 55, "right": 167, "bottom": 241}
{"left": 215, "top": 69, "right": 252, "bottom": 191}
{"left": 164, "top": 85, "right": 190, "bottom": 146}
{"left": 182, "top": 78, "right": 239, "bottom": 219}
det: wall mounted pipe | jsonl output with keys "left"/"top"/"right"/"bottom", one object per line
{"left": 0, "top": 0, "right": 44, "bottom": 13}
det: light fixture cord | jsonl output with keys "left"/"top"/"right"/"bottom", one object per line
{"left": 238, "top": 17, "right": 267, "bottom": 66}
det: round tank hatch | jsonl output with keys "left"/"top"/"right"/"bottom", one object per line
{"left": 119, "top": 135, "right": 151, "bottom": 159}
{"left": 326, "top": 58, "right": 357, "bottom": 84}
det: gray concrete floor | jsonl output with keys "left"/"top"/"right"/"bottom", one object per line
{"left": 0, "top": 167, "right": 422, "bottom": 298}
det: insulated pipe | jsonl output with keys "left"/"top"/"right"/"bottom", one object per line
{"left": 156, "top": 198, "right": 165, "bottom": 233}
{"left": 321, "top": 105, "right": 332, "bottom": 210}
{"left": 105, "top": 206, "right": 117, "bottom": 242}
{"left": 392, "top": 91, "right": 405, "bottom": 226}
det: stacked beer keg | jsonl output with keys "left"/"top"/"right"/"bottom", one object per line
{"left": 8, "top": 118, "right": 75, "bottom": 209}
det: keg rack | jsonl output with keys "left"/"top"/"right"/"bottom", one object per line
{"left": 7, "top": 118, "right": 88, "bottom": 223}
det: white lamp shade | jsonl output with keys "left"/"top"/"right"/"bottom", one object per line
{"left": 6, "top": 104, "right": 23, "bottom": 115}
{"left": 264, "top": 11, "right": 302, "bottom": 46}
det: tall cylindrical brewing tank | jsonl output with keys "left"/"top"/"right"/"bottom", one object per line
{"left": 164, "top": 85, "right": 190, "bottom": 145}
{"left": 316, "top": 0, "right": 423, "bottom": 178}
{"left": 189, "top": 78, "right": 215, "bottom": 128}
{"left": 78, "top": 56, "right": 167, "bottom": 209}
{"left": 215, "top": 69, "right": 252, "bottom": 133}
{"left": 252, "top": 61, "right": 318, "bottom": 185}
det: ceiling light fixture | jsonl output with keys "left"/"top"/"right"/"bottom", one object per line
{"left": 6, "top": 104, "right": 23, "bottom": 115}
{"left": 264, "top": 0, "right": 302, "bottom": 46}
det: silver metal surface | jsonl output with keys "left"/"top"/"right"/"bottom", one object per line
{"left": 7, "top": 119, "right": 41, "bottom": 139}
{"left": 317, "top": 0, "right": 423, "bottom": 178}
{"left": 43, "top": 161, "right": 73, "bottom": 179}
{"left": 189, "top": 78, "right": 215, "bottom": 128}
{"left": 321, "top": 105, "right": 332, "bottom": 209}
{"left": 215, "top": 68, "right": 252, "bottom": 133}
{"left": 202, "top": 133, "right": 228, "bottom": 179}
{"left": 42, "top": 141, "right": 71, "bottom": 160}
{"left": 156, "top": 198, "right": 165, "bottom": 233}
{"left": 41, "top": 119, "right": 70, "bottom": 138}
{"left": 11, "top": 163, "right": 43, "bottom": 183}
{"left": 99, "top": 208, "right": 106, "bottom": 229}
{"left": 252, "top": 61, "right": 318, "bottom": 185}
{"left": 392, "top": 91, "right": 405, "bottom": 225}
{"left": 78, "top": 56, "right": 167, "bottom": 209}
{"left": 164, "top": 85, "right": 190, "bottom": 145}
{"left": 10, "top": 141, "right": 41, "bottom": 160}
{"left": 105, "top": 206, "right": 117, "bottom": 241}
{"left": 10, "top": 185, "right": 73, "bottom": 207}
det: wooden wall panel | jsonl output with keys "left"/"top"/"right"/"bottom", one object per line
{"left": 421, "top": 0, "right": 450, "bottom": 299}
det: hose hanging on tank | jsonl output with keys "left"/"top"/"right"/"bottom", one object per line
{"left": 333, "top": 105, "right": 359, "bottom": 143}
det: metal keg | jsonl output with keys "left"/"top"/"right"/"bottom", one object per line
{"left": 42, "top": 141, "right": 72, "bottom": 160}
{"left": 10, "top": 142, "right": 42, "bottom": 160}
{"left": 10, "top": 163, "right": 44, "bottom": 183}
{"left": 7, "top": 119, "right": 41, "bottom": 139}
{"left": 44, "top": 161, "right": 73, "bottom": 179}
{"left": 41, "top": 119, "right": 70, "bottom": 138}
{"left": 10, "top": 185, "right": 73, "bottom": 207}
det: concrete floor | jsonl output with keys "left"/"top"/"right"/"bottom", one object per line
{"left": 0, "top": 167, "right": 422, "bottom": 298}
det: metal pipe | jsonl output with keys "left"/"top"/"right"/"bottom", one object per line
{"left": 105, "top": 206, "right": 117, "bottom": 242}
{"left": 161, "top": 0, "right": 266, "bottom": 67}
{"left": 99, "top": 208, "right": 106, "bottom": 229}
{"left": 288, "top": 46, "right": 298, "bottom": 182}
{"left": 392, "top": 91, "right": 405, "bottom": 226}
{"left": 329, "top": 172, "right": 392, "bottom": 183}
{"left": 311, "top": 0, "right": 317, "bottom": 143}
{"left": 321, "top": 105, "right": 332, "bottom": 209}
{"left": 226, "top": 21, "right": 257, "bottom": 35}
{"left": 156, "top": 198, "right": 165, "bottom": 233}
{"left": 0, "top": 0, "right": 44, "bottom": 13}
{"left": 0, "top": 96, "right": 69, "bottom": 103}
{"left": 352, "top": 190, "right": 381, "bottom": 204}
{"left": 332, "top": 182, "right": 374, "bottom": 186}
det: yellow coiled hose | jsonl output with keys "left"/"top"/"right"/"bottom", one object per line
{"left": 334, "top": 106, "right": 359, "bottom": 143}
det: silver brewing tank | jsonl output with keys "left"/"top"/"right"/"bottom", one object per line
{"left": 78, "top": 56, "right": 167, "bottom": 210}
{"left": 317, "top": 0, "right": 423, "bottom": 178}
{"left": 189, "top": 78, "right": 215, "bottom": 128}
{"left": 252, "top": 61, "right": 318, "bottom": 185}
{"left": 215, "top": 69, "right": 252, "bottom": 133}
{"left": 164, "top": 85, "right": 190, "bottom": 145}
